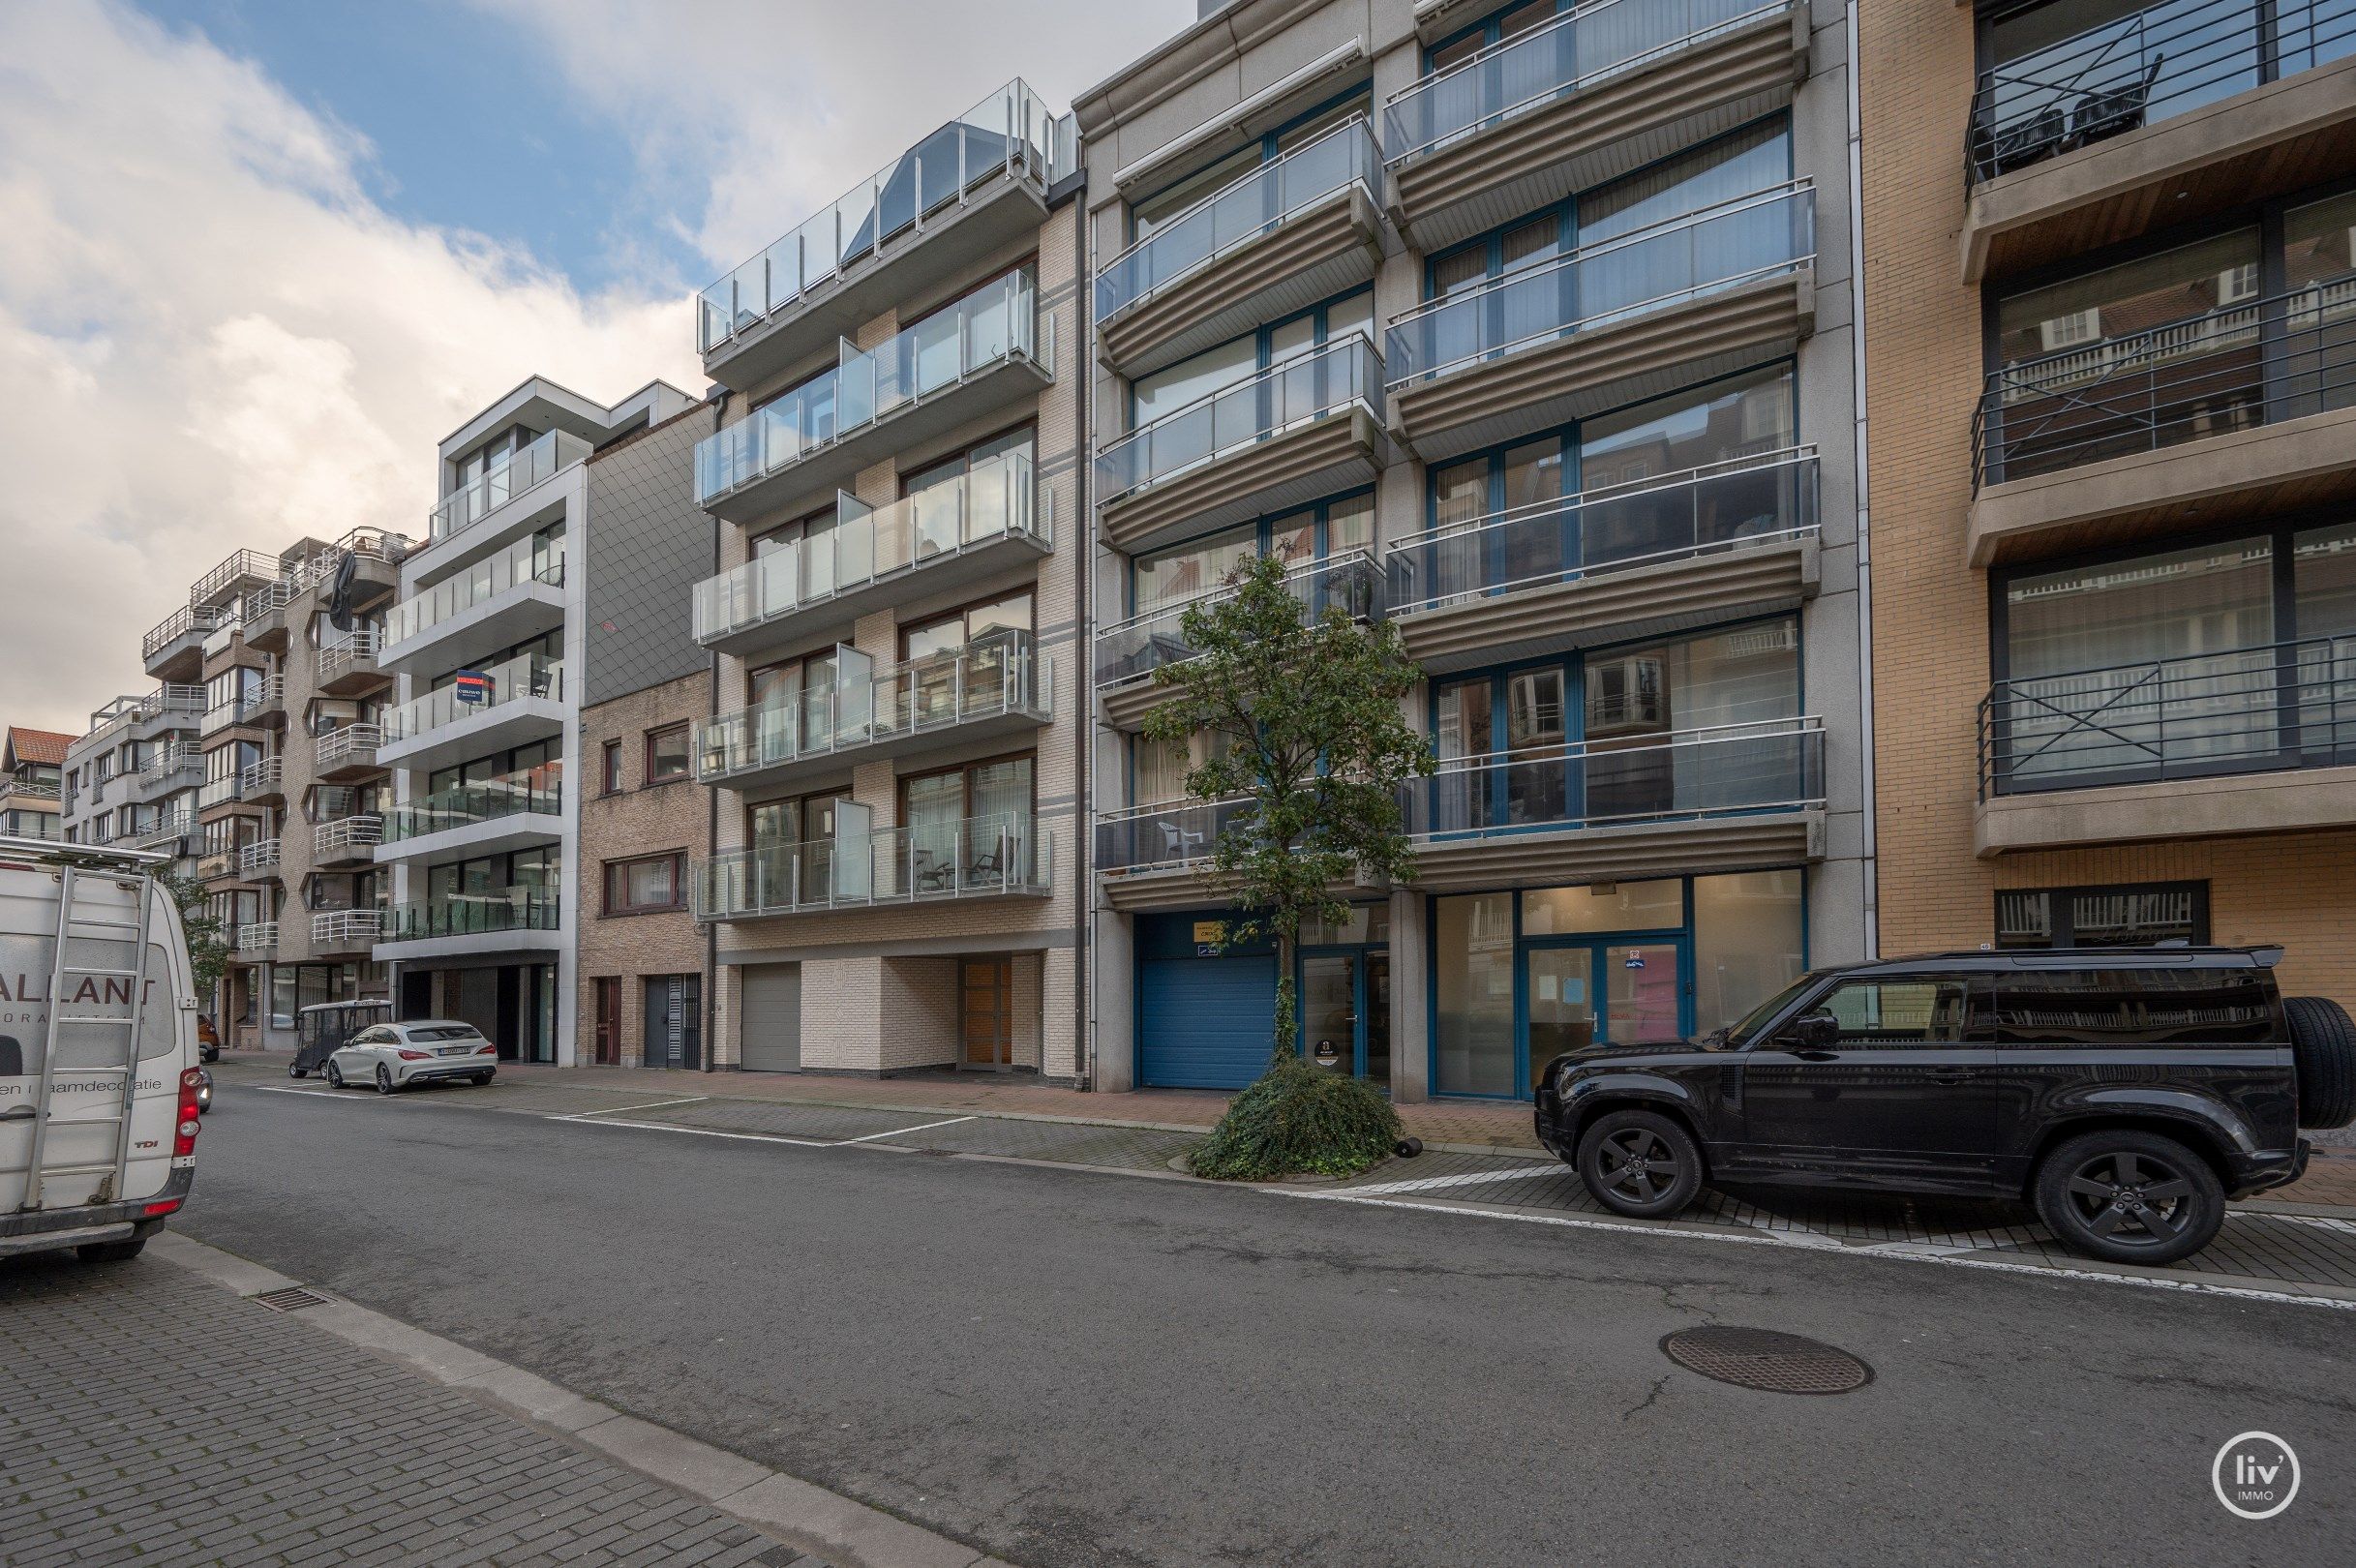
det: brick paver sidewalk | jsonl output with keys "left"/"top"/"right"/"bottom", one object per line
{"left": 0, "top": 1251, "right": 818, "bottom": 1568}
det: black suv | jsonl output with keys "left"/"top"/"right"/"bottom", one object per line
{"left": 1533, "top": 947, "right": 2356, "bottom": 1265}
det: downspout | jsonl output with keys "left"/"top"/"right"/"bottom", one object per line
{"left": 703, "top": 390, "right": 729, "bottom": 1072}
{"left": 1845, "top": 0, "right": 1879, "bottom": 958}
{"left": 1070, "top": 180, "right": 1094, "bottom": 1091}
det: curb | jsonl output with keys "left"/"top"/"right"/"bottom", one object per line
{"left": 150, "top": 1232, "right": 1018, "bottom": 1568}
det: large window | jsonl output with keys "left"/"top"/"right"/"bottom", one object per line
{"left": 1130, "top": 492, "right": 1374, "bottom": 618}
{"left": 1129, "top": 89, "right": 1372, "bottom": 243}
{"left": 1130, "top": 288, "right": 1374, "bottom": 428}
{"left": 1996, "top": 882, "right": 2210, "bottom": 948}
{"left": 604, "top": 852, "right": 686, "bottom": 915}
{"left": 644, "top": 725, "right": 691, "bottom": 785}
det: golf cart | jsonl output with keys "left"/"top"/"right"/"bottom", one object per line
{"left": 292, "top": 999, "right": 393, "bottom": 1078}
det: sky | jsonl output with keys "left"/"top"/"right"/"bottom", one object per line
{"left": 0, "top": 0, "right": 1192, "bottom": 738}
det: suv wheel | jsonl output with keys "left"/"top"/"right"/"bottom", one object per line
{"left": 1576, "top": 1109, "right": 1705, "bottom": 1220}
{"left": 2034, "top": 1131, "right": 2223, "bottom": 1266}
{"left": 2284, "top": 996, "right": 2356, "bottom": 1131}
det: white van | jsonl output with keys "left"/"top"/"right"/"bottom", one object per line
{"left": 0, "top": 836, "right": 203, "bottom": 1263}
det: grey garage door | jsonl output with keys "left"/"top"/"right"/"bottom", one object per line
{"left": 740, "top": 963, "right": 801, "bottom": 1072}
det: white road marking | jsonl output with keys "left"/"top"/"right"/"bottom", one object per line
{"left": 564, "top": 1096, "right": 709, "bottom": 1119}
{"left": 1284, "top": 1189, "right": 2356, "bottom": 1312}
{"left": 1340, "top": 1163, "right": 1561, "bottom": 1197}
{"left": 544, "top": 1114, "right": 829, "bottom": 1148}
{"left": 2230, "top": 1211, "right": 2356, "bottom": 1235}
{"left": 837, "top": 1115, "right": 977, "bottom": 1144}
{"left": 249, "top": 1085, "right": 388, "bottom": 1102}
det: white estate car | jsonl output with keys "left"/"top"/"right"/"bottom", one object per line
{"left": 324, "top": 1020, "right": 498, "bottom": 1093}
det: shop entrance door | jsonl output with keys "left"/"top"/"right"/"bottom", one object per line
{"left": 1523, "top": 940, "right": 1687, "bottom": 1091}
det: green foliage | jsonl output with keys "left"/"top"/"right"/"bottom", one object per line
{"left": 164, "top": 872, "right": 229, "bottom": 1000}
{"left": 1143, "top": 552, "right": 1431, "bottom": 1179}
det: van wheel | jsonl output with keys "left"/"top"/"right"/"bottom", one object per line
{"left": 77, "top": 1237, "right": 146, "bottom": 1263}
{"left": 2034, "top": 1131, "right": 2223, "bottom": 1266}
{"left": 2284, "top": 996, "right": 2356, "bottom": 1130}
{"left": 1576, "top": 1109, "right": 1704, "bottom": 1219}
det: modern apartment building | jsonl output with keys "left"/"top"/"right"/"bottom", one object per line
{"left": 1, "top": 727, "right": 71, "bottom": 841}
{"left": 374, "top": 377, "right": 694, "bottom": 1063}
{"left": 1861, "top": 1, "right": 2356, "bottom": 1001}
{"left": 1080, "top": 0, "right": 1868, "bottom": 1099}
{"left": 686, "top": 81, "right": 1086, "bottom": 1077}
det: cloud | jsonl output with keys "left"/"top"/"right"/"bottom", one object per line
{"left": 0, "top": 0, "right": 701, "bottom": 736}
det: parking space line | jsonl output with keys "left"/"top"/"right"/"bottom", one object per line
{"left": 838, "top": 1115, "right": 977, "bottom": 1145}
{"left": 562, "top": 1097, "right": 709, "bottom": 1119}
{"left": 1341, "top": 1163, "right": 1561, "bottom": 1197}
{"left": 545, "top": 1114, "right": 830, "bottom": 1148}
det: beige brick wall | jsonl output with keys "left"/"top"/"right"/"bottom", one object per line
{"left": 577, "top": 670, "right": 710, "bottom": 1067}
{"left": 1860, "top": 0, "right": 2356, "bottom": 1010}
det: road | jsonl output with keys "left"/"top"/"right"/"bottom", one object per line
{"left": 179, "top": 1081, "right": 2354, "bottom": 1568}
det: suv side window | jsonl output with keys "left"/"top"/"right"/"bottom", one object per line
{"left": 1995, "top": 968, "right": 2280, "bottom": 1045}
{"left": 1816, "top": 979, "right": 1976, "bottom": 1045}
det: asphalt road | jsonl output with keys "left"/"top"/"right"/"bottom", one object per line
{"left": 181, "top": 1083, "right": 2354, "bottom": 1568}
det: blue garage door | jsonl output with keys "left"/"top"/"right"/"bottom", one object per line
{"left": 1138, "top": 956, "right": 1277, "bottom": 1090}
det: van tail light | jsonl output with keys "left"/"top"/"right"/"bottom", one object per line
{"left": 144, "top": 1198, "right": 183, "bottom": 1217}
{"left": 396, "top": 1049, "right": 429, "bottom": 1061}
{"left": 174, "top": 1069, "right": 203, "bottom": 1157}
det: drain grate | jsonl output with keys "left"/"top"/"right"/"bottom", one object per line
{"left": 1660, "top": 1327, "right": 1871, "bottom": 1395}
{"left": 251, "top": 1286, "right": 328, "bottom": 1313}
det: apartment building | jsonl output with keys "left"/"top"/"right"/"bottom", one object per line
{"left": 374, "top": 377, "right": 694, "bottom": 1063}
{"left": 688, "top": 81, "right": 1086, "bottom": 1077}
{"left": 1, "top": 727, "right": 71, "bottom": 841}
{"left": 1862, "top": 1, "right": 2356, "bottom": 1001}
{"left": 1081, "top": 0, "right": 1868, "bottom": 1099}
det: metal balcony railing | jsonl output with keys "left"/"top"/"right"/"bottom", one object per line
{"left": 381, "top": 769, "right": 561, "bottom": 843}
{"left": 1967, "top": 0, "right": 2356, "bottom": 183}
{"left": 698, "top": 78, "right": 1072, "bottom": 353}
{"left": 189, "top": 548, "right": 279, "bottom": 610}
{"left": 238, "top": 756, "right": 283, "bottom": 797}
{"left": 6, "top": 772, "right": 61, "bottom": 799}
{"left": 694, "top": 273, "right": 1044, "bottom": 508}
{"left": 1972, "top": 278, "right": 2356, "bottom": 487}
{"left": 691, "top": 451, "right": 1042, "bottom": 645}
{"left": 696, "top": 634, "right": 1046, "bottom": 783}
{"left": 694, "top": 813, "right": 1048, "bottom": 919}
{"left": 1096, "top": 118, "right": 1382, "bottom": 325}
{"left": 140, "top": 743, "right": 197, "bottom": 782}
{"left": 1096, "top": 332, "right": 1384, "bottom": 506}
{"left": 1385, "top": 447, "right": 1821, "bottom": 615}
{"left": 311, "top": 908, "right": 383, "bottom": 946}
{"left": 239, "top": 578, "right": 296, "bottom": 627}
{"left": 1978, "top": 636, "right": 2356, "bottom": 797}
{"left": 1384, "top": 181, "right": 1816, "bottom": 388}
{"left": 382, "top": 653, "right": 563, "bottom": 742}
{"left": 316, "top": 723, "right": 385, "bottom": 770}
{"left": 238, "top": 838, "right": 281, "bottom": 875}
{"left": 232, "top": 676, "right": 285, "bottom": 724}
{"left": 317, "top": 626, "right": 384, "bottom": 682}
{"left": 141, "top": 602, "right": 234, "bottom": 661}
{"left": 428, "top": 428, "right": 592, "bottom": 544}
{"left": 129, "top": 812, "right": 192, "bottom": 850}
{"left": 1385, "top": 0, "right": 1792, "bottom": 166}
{"left": 312, "top": 814, "right": 384, "bottom": 858}
{"left": 1406, "top": 715, "right": 1825, "bottom": 837}
{"left": 1095, "top": 794, "right": 1254, "bottom": 875}
{"left": 1095, "top": 551, "right": 1383, "bottom": 693}
{"left": 385, "top": 531, "right": 565, "bottom": 648}
{"left": 381, "top": 889, "right": 560, "bottom": 942}
{"left": 236, "top": 921, "right": 279, "bottom": 954}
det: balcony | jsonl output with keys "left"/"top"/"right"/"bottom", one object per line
{"left": 238, "top": 755, "right": 284, "bottom": 805}
{"left": 312, "top": 814, "right": 383, "bottom": 863}
{"left": 1385, "top": 447, "right": 1821, "bottom": 675}
{"left": 378, "top": 771, "right": 562, "bottom": 863}
{"left": 235, "top": 922, "right": 279, "bottom": 957}
{"left": 128, "top": 812, "right": 193, "bottom": 852}
{"left": 7, "top": 772, "right": 60, "bottom": 800}
{"left": 238, "top": 579, "right": 296, "bottom": 652}
{"left": 1976, "top": 637, "right": 2356, "bottom": 852}
{"left": 201, "top": 677, "right": 285, "bottom": 738}
{"left": 1963, "top": 0, "right": 2356, "bottom": 281}
{"left": 142, "top": 603, "right": 233, "bottom": 681}
{"left": 139, "top": 743, "right": 199, "bottom": 786}
{"left": 315, "top": 723, "right": 386, "bottom": 783}
{"left": 317, "top": 628, "right": 390, "bottom": 696}
{"left": 696, "top": 634, "right": 1049, "bottom": 795}
{"left": 692, "top": 451, "right": 1047, "bottom": 661}
{"left": 131, "top": 685, "right": 205, "bottom": 742}
{"left": 238, "top": 837, "right": 282, "bottom": 878}
{"left": 382, "top": 530, "right": 565, "bottom": 673}
{"left": 1096, "top": 119, "right": 1386, "bottom": 377}
{"left": 1968, "top": 281, "right": 2356, "bottom": 566}
{"left": 1095, "top": 552, "right": 1383, "bottom": 731}
{"left": 426, "top": 427, "right": 591, "bottom": 552}
{"left": 376, "top": 889, "right": 561, "bottom": 958}
{"left": 694, "top": 812, "right": 1050, "bottom": 920}
{"left": 1093, "top": 795, "right": 1256, "bottom": 912}
{"left": 189, "top": 548, "right": 278, "bottom": 613}
{"left": 196, "top": 773, "right": 252, "bottom": 814}
{"left": 698, "top": 79, "right": 1072, "bottom": 389}
{"left": 1096, "top": 334, "right": 1389, "bottom": 554}
{"left": 378, "top": 653, "right": 564, "bottom": 774}
{"left": 1382, "top": 0, "right": 1810, "bottom": 251}
{"left": 1405, "top": 715, "right": 1826, "bottom": 890}
{"left": 1385, "top": 182, "right": 1815, "bottom": 463}
{"left": 694, "top": 273, "right": 1053, "bottom": 528}
{"left": 311, "top": 908, "right": 382, "bottom": 949}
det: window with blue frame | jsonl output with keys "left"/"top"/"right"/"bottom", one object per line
{"left": 1424, "top": 0, "right": 1575, "bottom": 75}
{"left": 1130, "top": 286, "right": 1376, "bottom": 427}
{"left": 1128, "top": 88, "right": 1374, "bottom": 244}
{"left": 1131, "top": 491, "right": 1375, "bottom": 615}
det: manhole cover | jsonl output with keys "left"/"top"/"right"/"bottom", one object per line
{"left": 1660, "top": 1327, "right": 1871, "bottom": 1395}
{"left": 251, "top": 1286, "right": 328, "bottom": 1313}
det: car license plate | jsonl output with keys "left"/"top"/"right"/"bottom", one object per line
{"left": 435, "top": 1045, "right": 472, "bottom": 1056}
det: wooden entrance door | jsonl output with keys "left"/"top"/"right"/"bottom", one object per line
{"left": 592, "top": 978, "right": 621, "bottom": 1066}
{"left": 960, "top": 957, "right": 1013, "bottom": 1069}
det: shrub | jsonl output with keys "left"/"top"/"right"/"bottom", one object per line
{"left": 1189, "top": 1054, "right": 1404, "bottom": 1181}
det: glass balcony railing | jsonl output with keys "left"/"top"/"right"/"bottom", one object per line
{"left": 1969, "top": 0, "right": 2356, "bottom": 182}
{"left": 697, "top": 633, "right": 1044, "bottom": 782}
{"left": 1094, "top": 794, "right": 1254, "bottom": 875}
{"left": 692, "top": 452, "right": 1041, "bottom": 644}
{"left": 428, "top": 429, "right": 592, "bottom": 544}
{"left": 698, "top": 79, "right": 1072, "bottom": 353}
{"left": 1385, "top": 447, "right": 1820, "bottom": 615}
{"left": 1096, "top": 119, "right": 1382, "bottom": 325}
{"left": 694, "top": 273, "right": 1042, "bottom": 507}
{"left": 694, "top": 812, "right": 1048, "bottom": 919}
{"left": 382, "top": 653, "right": 563, "bottom": 743}
{"left": 381, "top": 769, "right": 562, "bottom": 843}
{"left": 385, "top": 531, "right": 566, "bottom": 648}
{"left": 1095, "top": 332, "right": 1383, "bottom": 507}
{"left": 381, "top": 888, "right": 560, "bottom": 942}
{"left": 1978, "top": 637, "right": 2356, "bottom": 796}
{"left": 1095, "top": 551, "right": 1383, "bottom": 692}
{"left": 1406, "top": 715, "right": 1825, "bottom": 837}
{"left": 1383, "top": 181, "right": 1815, "bottom": 387}
{"left": 1385, "top": 0, "right": 1788, "bottom": 166}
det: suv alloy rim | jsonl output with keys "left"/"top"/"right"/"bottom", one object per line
{"left": 2063, "top": 1150, "right": 2196, "bottom": 1249}
{"left": 1594, "top": 1126, "right": 1679, "bottom": 1204}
